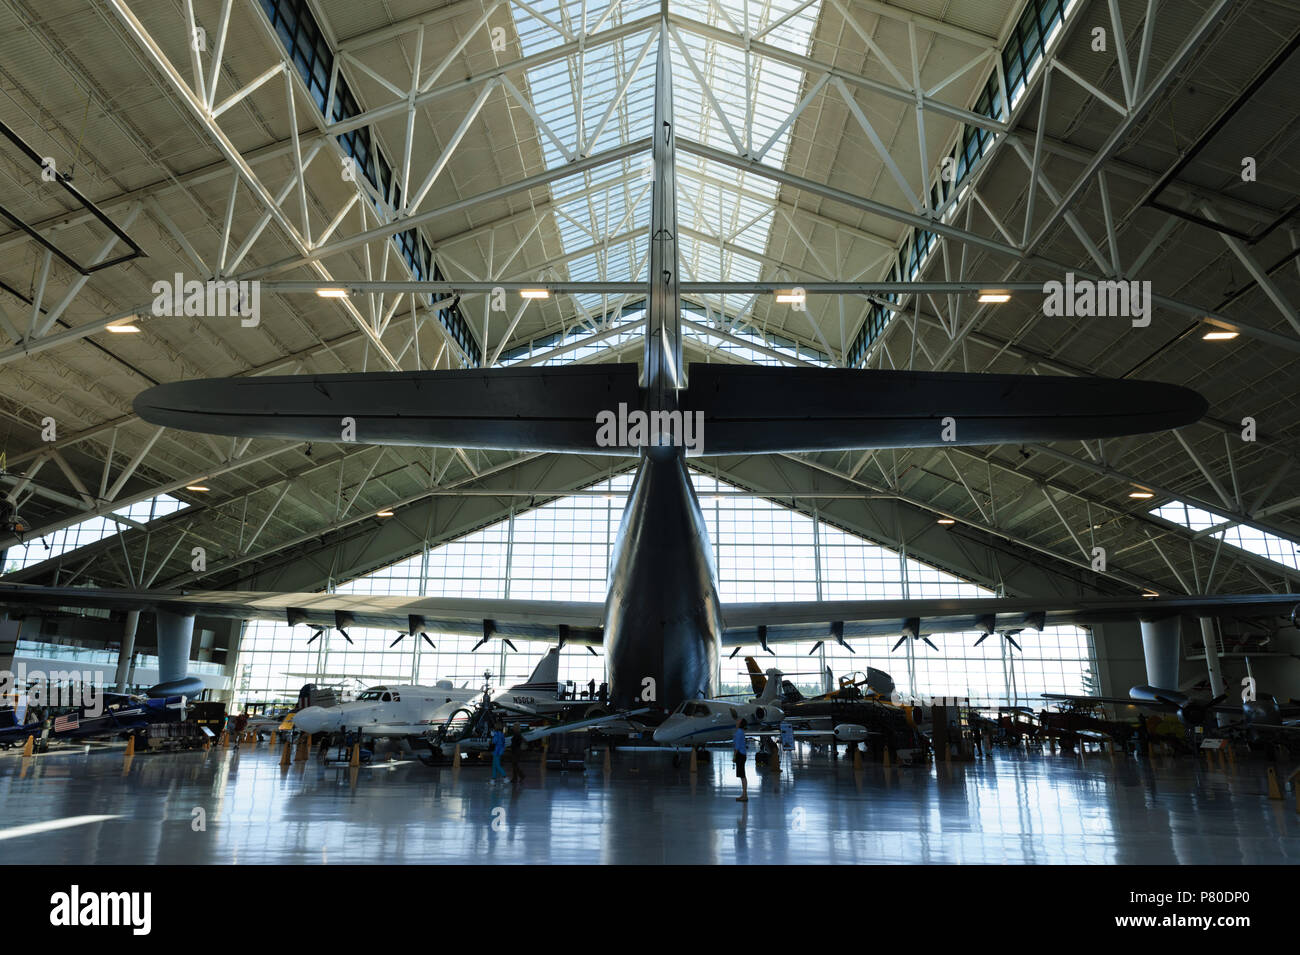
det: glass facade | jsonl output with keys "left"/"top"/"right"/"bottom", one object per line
{"left": 233, "top": 471, "right": 1096, "bottom": 708}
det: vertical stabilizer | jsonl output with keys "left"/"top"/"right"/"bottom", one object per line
{"left": 644, "top": 11, "right": 683, "bottom": 412}
{"left": 515, "top": 646, "right": 561, "bottom": 689}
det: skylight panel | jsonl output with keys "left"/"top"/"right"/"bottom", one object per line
{"left": 1151, "top": 500, "right": 1300, "bottom": 572}
{"left": 2, "top": 493, "right": 190, "bottom": 575}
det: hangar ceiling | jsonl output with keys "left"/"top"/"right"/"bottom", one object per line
{"left": 1, "top": 0, "right": 1298, "bottom": 604}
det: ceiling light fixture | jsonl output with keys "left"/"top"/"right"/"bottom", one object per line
{"left": 376, "top": 509, "right": 394, "bottom": 517}
{"left": 977, "top": 291, "right": 1011, "bottom": 303}
{"left": 774, "top": 289, "right": 806, "bottom": 305}
{"left": 107, "top": 323, "right": 141, "bottom": 333}
{"left": 1202, "top": 330, "right": 1238, "bottom": 341}
{"left": 316, "top": 288, "right": 349, "bottom": 298}
{"left": 937, "top": 518, "right": 955, "bottom": 524}
{"left": 1128, "top": 490, "right": 1154, "bottom": 499}
{"left": 185, "top": 485, "right": 210, "bottom": 492}
{"left": 520, "top": 288, "right": 550, "bottom": 299}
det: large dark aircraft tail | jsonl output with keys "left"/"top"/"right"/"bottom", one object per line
{"left": 135, "top": 363, "right": 1207, "bottom": 455}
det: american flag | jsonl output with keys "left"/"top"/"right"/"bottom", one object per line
{"left": 54, "top": 713, "right": 79, "bottom": 732}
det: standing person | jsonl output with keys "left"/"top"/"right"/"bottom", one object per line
{"left": 490, "top": 722, "right": 507, "bottom": 780}
{"left": 733, "top": 718, "right": 749, "bottom": 802}
{"left": 510, "top": 724, "right": 525, "bottom": 783}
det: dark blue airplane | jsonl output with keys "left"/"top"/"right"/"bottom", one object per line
{"left": 0, "top": 693, "right": 186, "bottom": 749}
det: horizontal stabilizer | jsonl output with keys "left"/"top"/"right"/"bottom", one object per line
{"left": 685, "top": 364, "right": 1207, "bottom": 454}
{"left": 134, "top": 365, "right": 641, "bottom": 453}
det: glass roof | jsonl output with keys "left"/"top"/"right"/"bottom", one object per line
{"left": 504, "top": 0, "right": 823, "bottom": 356}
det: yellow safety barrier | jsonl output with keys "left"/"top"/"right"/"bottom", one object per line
{"left": 1267, "top": 766, "right": 1282, "bottom": 800}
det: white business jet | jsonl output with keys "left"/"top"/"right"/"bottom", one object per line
{"left": 293, "top": 647, "right": 566, "bottom": 738}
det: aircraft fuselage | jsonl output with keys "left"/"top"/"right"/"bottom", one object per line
{"left": 603, "top": 446, "right": 721, "bottom": 710}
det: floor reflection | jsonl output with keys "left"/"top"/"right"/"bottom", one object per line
{"left": 1, "top": 744, "right": 1296, "bottom": 864}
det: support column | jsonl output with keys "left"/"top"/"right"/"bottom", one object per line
{"left": 1199, "top": 616, "right": 1229, "bottom": 726}
{"left": 1139, "top": 616, "right": 1181, "bottom": 690}
{"left": 114, "top": 609, "right": 140, "bottom": 693}
{"left": 150, "top": 610, "right": 202, "bottom": 698}
{"left": 0, "top": 613, "right": 20, "bottom": 707}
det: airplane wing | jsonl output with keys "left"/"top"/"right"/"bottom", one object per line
{"left": 0, "top": 584, "right": 604, "bottom": 646}
{"left": 1041, "top": 693, "right": 1156, "bottom": 708}
{"left": 720, "top": 593, "right": 1299, "bottom": 648}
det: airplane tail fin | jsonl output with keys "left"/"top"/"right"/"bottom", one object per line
{"left": 757, "top": 669, "right": 783, "bottom": 705}
{"left": 781, "top": 680, "right": 804, "bottom": 703}
{"left": 823, "top": 666, "right": 834, "bottom": 696}
{"left": 513, "top": 647, "right": 561, "bottom": 690}
{"left": 744, "top": 657, "right": 766, "bottom": 696}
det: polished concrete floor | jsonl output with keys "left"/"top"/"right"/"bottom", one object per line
{"left": 1, "top": 741, "right": 1297, "bottom": 864}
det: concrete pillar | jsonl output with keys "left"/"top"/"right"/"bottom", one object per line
{"left": 1139, "top": 616, "right": 1181, "bottom": 690}
{"left": 148, "top": 610, "right": 202, "bottom": 698}
{"left": 114, "top": 610, "right": 140, "bottom": 693}
{"left": 0, "top": 613, "right": 20, "bottom": 708}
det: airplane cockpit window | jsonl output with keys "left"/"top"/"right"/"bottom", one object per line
{"left": 390, "top": 693, "right": 400, "bottom": 702}
{"left": 357, "top": 691, "right": 381, "bottom": 701}
{"left": 380, "top": 692, "right": 393, "bottom": 702}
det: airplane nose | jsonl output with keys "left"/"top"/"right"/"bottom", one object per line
{"left": 294, "top": 706, "right": 328, "bottom": 734}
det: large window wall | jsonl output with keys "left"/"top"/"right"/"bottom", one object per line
{"left": 233, "top": 470, "right": 1097, "bottom": 709}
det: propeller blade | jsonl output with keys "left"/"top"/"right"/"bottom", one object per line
{"left": 389, "top": 633, "right": 405, "bottom": 648}
{"left": 922, "top": 637, "right": 938, "bottom": 651}
{"left": 422, "top": 634, "right": 436, "bottom": 648}
{"left": 891, "top": 636, "right": 907, "bottom": 652}
{"left": 973, "top": 632, "right": 990, "bottom": 647}
{"left": 1005, "top": 634, "right": 1022, "bottom": 651}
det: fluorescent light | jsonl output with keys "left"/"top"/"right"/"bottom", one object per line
{"left": 1141, "top": 590, "right": 1159, "bottom": 598}
{"left": 519, "top": 288, "right": 550, "bottom": 299}
{"left": 937, "top": 518, "right": 955, "bottom": 525}
{"left": 774, "top": 289, "right": 806, "bottom": 304}
{"left": 977, "top": 291, "right": 1011, "bottom": 303}
{"left": 185, "top": 485, "right": 210, "bottom": 492}
{"left": 1129, "top": 490, "right": 1154, "bottom": 499}
{"left": 316, "top": 288, "right": 349, "bottom": 298}
{"left": 376, "top": 510, "right": 394, "bottom": 517}
{"left": 106, "top": 323, "right": 140, "bottom": 333}
{"left": 1202, "top": 330, "right": 1238, "bottom": 341}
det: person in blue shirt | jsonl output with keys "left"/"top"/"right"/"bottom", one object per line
{"left": 490, "top": 723, "right": 507, "bottom": 779}
{"left": 733, "top": 718, "right": 749, "bottom": 802}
